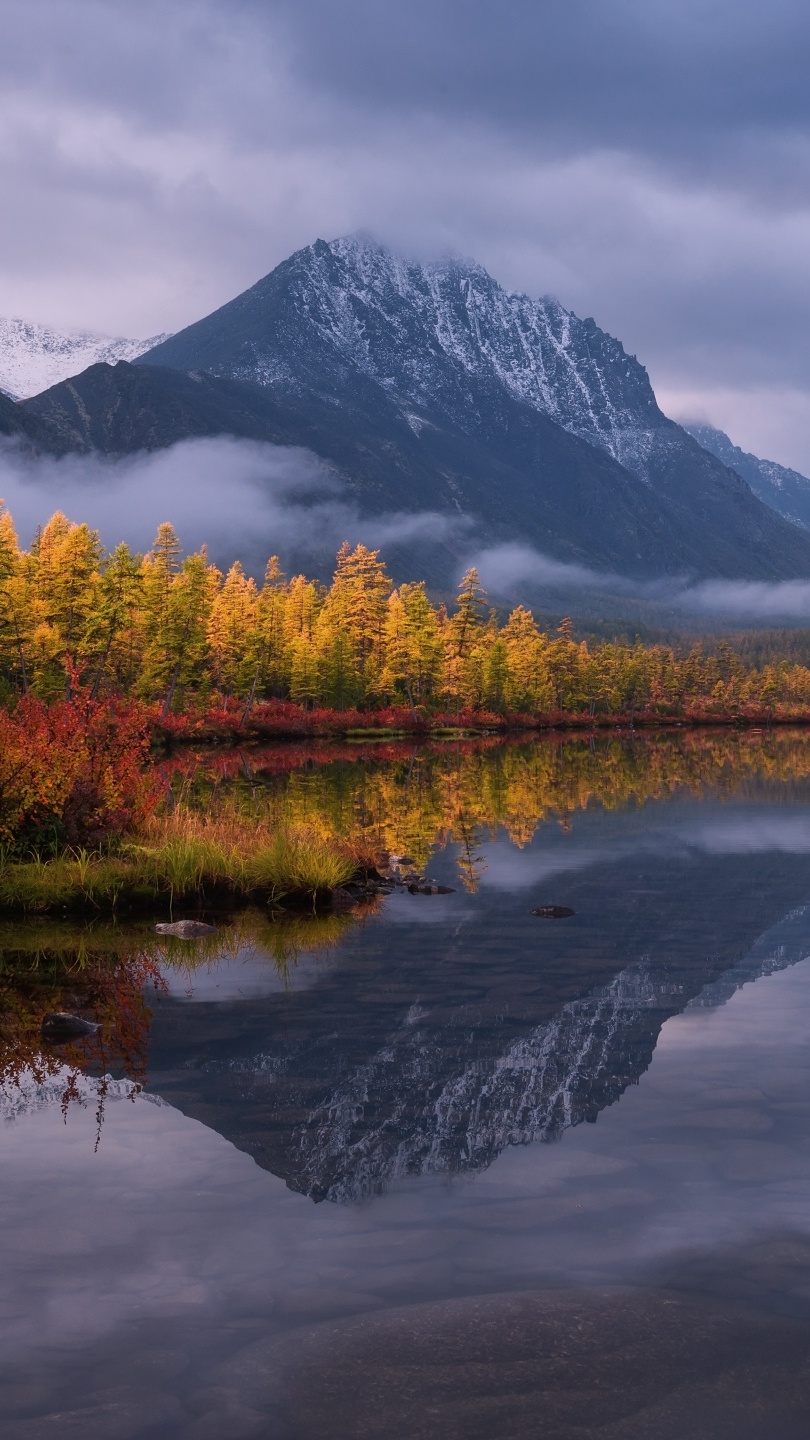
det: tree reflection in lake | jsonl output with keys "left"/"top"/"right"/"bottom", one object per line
{"left": 6, "top": 729, "right": 810, "bottom": 1168}
{"left": 0, "top": 908, "right": 364, "bottom": 1135}
{"left": 7, "top": 731, "right": 810, "bottom": 1436}
{"left": 160, "top": 726, "right": 810, "bottom": 887}
{"left": 142, "top": 730, "right": 810, "bottom": 1203}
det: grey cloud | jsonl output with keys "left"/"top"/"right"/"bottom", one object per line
{"left": 267, "top": 0, "right": 810, "bottom": 165}
{"left": 477, "top": 816, "right": 810, "bottom": 896}
{"left": 472, "top": 543, "right": 810, "bottom": 621}
{"left": 681, "top": 578, "right": 810, "bottom": 620}
{"left": 1, "top": 0, "right": 809, "bottom": 470}
{"left": 7, "top": 0, "right": 810, "bottom": 197}
{"left": 686, "top": 817, "right": 810, "bottom": 855}
{"left": 0, "top": 435, "right": 462, "bottom": 573}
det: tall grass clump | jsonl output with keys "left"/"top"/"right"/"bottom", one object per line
{"left": 133, "top": 808, "right": 357, "bottom": 903}
{"left": 0, "top": 806, "right": 363, "bottom": 915}
{"left": 0, "top": 848, "right": 134, "bottom": 913}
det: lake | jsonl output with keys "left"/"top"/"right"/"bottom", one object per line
{"left": 3, "top": 731, "right": 810, "bottom": 1438}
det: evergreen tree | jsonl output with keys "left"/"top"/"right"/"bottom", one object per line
{"left": 317, "top": 543, "right": 391, "bottom": 704}
{"left": 86, "top": 543, "right": 144, "bottom": 698}
{"left": 0, "top": 505, "right": 29, "bottom": 694}
{"left": 208, "top": 561, "right": 259, "bottom": 695}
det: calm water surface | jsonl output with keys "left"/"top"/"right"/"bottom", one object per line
{"left": 4, "top": 734, "right": 810, "bottom": 1437}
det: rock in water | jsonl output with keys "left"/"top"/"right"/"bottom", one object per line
{"left": 408, "top": 884, "right": 456, "bottom": 895}
{"left": 155, "top": 920, "right": 217, "bottom": 938}
{"left": 531, "top": 905, "right": 575, "bottom": 919}
{"left": 41, "top": 1012, "right": 99, "bottom": 1043}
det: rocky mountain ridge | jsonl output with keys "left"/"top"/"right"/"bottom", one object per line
{"left": 135, "top": 235, "right": 810, "bottom": 579}
{"left": 140, "top": 234, "right": 688, "bottom": 483}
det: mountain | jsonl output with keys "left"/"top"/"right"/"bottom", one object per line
{"left": 18, "top": 359, "right": 718, "bottom": 584}
{"left": 146, "top": 846, "right": 810, "bottom": 1205}
{"left": 685, "top": 421, "right": 810, "bottom": 533}
{"left": 132, "top": 234, "right": 810, "bottom": 580}
{"left": 0, "top": 385, "right": 64, "bottom": 454}
{"left": 7, "top": 234, "right": 810, "bottom": 584}
{"left": 0, "top": 315, "right": 171, "bottom": 400}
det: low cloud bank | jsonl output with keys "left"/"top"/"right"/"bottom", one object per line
{"left": 0, "top": 435, "right": 463, "bottom": 571}
{"left": 472, "top": 543, "right": 810, "bottom": 621}
{"left": 3, "top": 444, "right": 809, "bottom": 620}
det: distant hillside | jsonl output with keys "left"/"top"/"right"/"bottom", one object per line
{"left": 685, "top": 422, "right": 810, "bottom": 532}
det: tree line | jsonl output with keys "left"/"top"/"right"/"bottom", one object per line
{"left": 3, "top": 506, "right": 810, "bottom": 717}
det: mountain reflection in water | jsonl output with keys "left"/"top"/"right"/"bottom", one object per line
{"left": 139, "top": 732, "right": 810, "bottom": 1204}
{"left": 6, "top": 732, "right": 810, "bottom": 1438}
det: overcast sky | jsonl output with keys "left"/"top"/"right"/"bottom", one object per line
{"left": 2, "top": 0, "right": 809, "bottom": 469}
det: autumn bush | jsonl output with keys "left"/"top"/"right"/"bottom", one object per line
{"left": 0, "top": 693, "right": 156, "bottom": 852}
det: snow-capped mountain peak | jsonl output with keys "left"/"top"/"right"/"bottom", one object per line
{"left": 0, "top": 316, "right": 172, "bottom": 400}
{"left": 143, "top": 233, "right": 665, "bottom": 480}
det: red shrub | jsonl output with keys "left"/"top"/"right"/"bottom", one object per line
{"left": 0, "top": 693, "right": 157, "bottom": 850}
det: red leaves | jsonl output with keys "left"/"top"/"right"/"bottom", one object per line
{"left": 0, "top": 690, "right": 157, "bottom": 850}
{"left": 149, "top": 698, "right": 529, "bottom": 746}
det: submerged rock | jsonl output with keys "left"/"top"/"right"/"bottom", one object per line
{"left": 41, "top": 1012, "right": 99, "bottom": 1043}
{"left": 408, "top": 884, "right": 456, "bottom": 895}
{"left": 531, "top": 905, "right": 575, "bottom": 919}
{"left": 155, "top": 920, "right": 217, "bottom": 938}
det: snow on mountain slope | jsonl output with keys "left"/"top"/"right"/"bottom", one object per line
{"left": 130, "top": 234, "right": 810, "bottom": 579}
{"left": 0, "top": 1068, "right": 158, "bottom": 1125}
{"left": 198, "top": 934, "right": 805, "bottom": 1204}
{"left": 143, "top": 234, "right": 664, "bottom": 480}
{"left": 0, "top": 317, "right": 172, "bottom": 400}
{"left": 314, "top": 234, "right": 663, "bottom": 476}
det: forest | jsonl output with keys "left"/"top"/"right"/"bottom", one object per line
{"left": 4, "top": 505, "right": 810, "bottom": 723}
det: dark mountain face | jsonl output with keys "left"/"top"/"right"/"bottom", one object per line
{"left": 9, "top": 234, "right": 810, "bottom": 584}
{"left": 0, "top": 387, "right": 55, "bottom": 454}
{"left": 20, "top": 358, "right": 741, "bottom": 583}
{"left": 132, "top": 235, "right": 810, "bottom": 581}
{"left": 686, "top": 421, "right": 810, "bottom": 533}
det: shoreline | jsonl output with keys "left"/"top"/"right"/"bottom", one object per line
{"left": 3, "top": 720, "right": 809, "bottom": 920}
{"left": 151, "top": 711, "right": 810, "bottom": 749}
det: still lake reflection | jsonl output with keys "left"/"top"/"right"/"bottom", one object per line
{"left": 4, "top": 733, "right": 810, "bottom": 1437}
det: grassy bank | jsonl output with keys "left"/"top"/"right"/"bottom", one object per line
{"left": 0, "top": 811, "right": 363, "bottom": 917}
